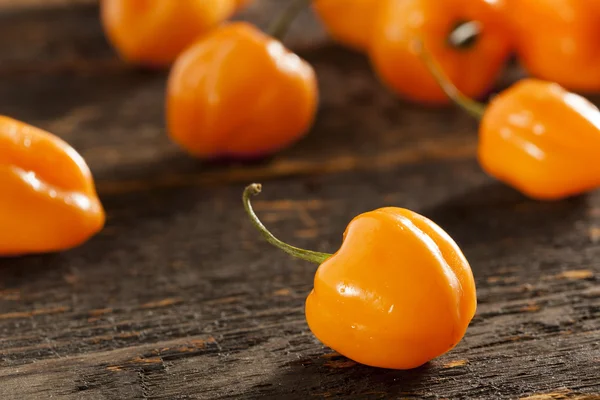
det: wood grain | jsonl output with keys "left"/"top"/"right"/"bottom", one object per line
{"left": 0, "top": 2, "right": 598, "bottom": 399}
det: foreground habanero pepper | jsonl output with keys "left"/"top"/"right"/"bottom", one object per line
{"left": 418, "top": 41, "right": 600, "bottom": 200}
{"left": 166, "top": 14, "right": 318, "bottom": 159}
{"left": 312, "top": 0, "right": 384, "bottom": 52}
{"left": 0, "top": 116, "right": 105, "bottom": 255}
{"left": 499, "top": 0, "right": 600, "bottom": 91}
{"left": 243, "top": 184, "right": 477, "bottom": 370}
{"left": 369, "top": 0, "right": 512, "bottom": 104}
{"left": 101, "top": 0, "right": 251, "bottom": 67}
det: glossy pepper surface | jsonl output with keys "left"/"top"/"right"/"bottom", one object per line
{"left": 0, "top": 116, "right": 105, "bottom": 255}
{"left": 369, "top": 0, "right": 512, "bottom": 104}
{"left": 419, "top": 43, "right": 600, "bottom": 201}
{"left": 167, "top": 22, "right": 318, "bottom": 159}
{"left": 479, "top": 79, "right": 600, "bottom": 200}
{"left": 244, "top": 184, "right": 477, "bottom": 370}
{"left": 313, "top": 0, "right": 383, "bottom": 51}
{"left": 101, "top": 0, "right": 250, "bottom": 67}
{"left": 501, "top": 0, "right": 600, "bottom": 91}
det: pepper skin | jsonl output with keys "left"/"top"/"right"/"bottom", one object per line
{"left": 501, "top": 0, "right": 600, "bottom": 91}
{"left": 313, "top": 0, "right": 383, "bottom": 51}
{"left": 101, "top": 0, "right": 250, "bottom": 67}
{"left": 244, "top": 184, "right": 477, "bottom": 370}
{"left": 0, "top": 116, "right": 105, "bottom": 255}
{"left": 479, "top": 79, "right": 600, "bottom": 200}
{"left": 369, "top": 0, "right": 512, "bottom": 104}
{"left": 167, "top": 22, "right": 318, "bottom": 159}
{"left": 419, "top": 43, "right": 600, "bottom": 201}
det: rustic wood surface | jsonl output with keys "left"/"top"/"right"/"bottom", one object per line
{"left": 0, "top": 1, "right": 598, "bottom": 399}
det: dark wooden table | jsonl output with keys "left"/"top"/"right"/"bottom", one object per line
{"left": 0, "top": 1, "right": 598, "bottom": 399}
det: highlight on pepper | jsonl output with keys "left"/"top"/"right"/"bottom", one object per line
{"left": 243, "top": 183, "right": 477, "bottom": 370}
{"left": 0, "top": 116, "right": 105, "bottom": 256}
{"left": 101, "top": 0, "right": 251, "bottom": 67}
{"left": 417, "top": 38, "right": 600, "bottom": 201}
{"left": 166, "top": 2, "right": 318, "bottom": 159}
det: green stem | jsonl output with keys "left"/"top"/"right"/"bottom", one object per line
{"left": 413, "top": 39, "right": 486, "bottom": 120}
{"left": 243, "top": 183, "right": 332, "bottom": 265}
{"left": 267, "top": 0, "right": 312, "bottom": 41}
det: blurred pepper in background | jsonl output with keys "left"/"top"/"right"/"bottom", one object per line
{"left": 0, "top": 116, "right": 105, "bottom": 256}
{"left": 500, "top": 0, "right": 600, "bottom": 91}
{"left": 370, "top": 0, "right": 512, "bottom": 104}
{"left": 101, "top": 0, "right": 250, "bottom": 67}
{"left": 313, "top": 0, "right": 383, "bottom": 52}
{"left": 166, "top": 22, "right": 318, "bottom": 159}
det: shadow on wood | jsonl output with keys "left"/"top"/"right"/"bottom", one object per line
{"left": 421, "top": 181, "right": 589, "bottom": 257}
{"left": 262, "top": 352, "right": 431, "bottom": 398}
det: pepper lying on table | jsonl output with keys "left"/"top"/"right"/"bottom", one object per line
{"left": 243, "top": 183, "right": 477, "bottom": 370}
{"left": 417, "top": 39, "right": 600, "bottom": 200}
{"left": 0, "top": 116, "right": 105, "bottom": 256}
{"left": 101, "top": 0, "right": 251, "bottom": 67}
{"left": 166, "top": 0, "right": 318, "bottom": 160}
{"left": 167, "top": 22, "right": 317, "bottom": 160}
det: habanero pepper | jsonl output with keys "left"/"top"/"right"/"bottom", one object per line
{"left": 418, "top": 41, "right": 600, "bottom": 201}
{"left": 243, "top": 184, "right": 477, "bottom": 370}
{"left": 369, "top": 0, "right": 512, "bottom": 104}
{"left": 499, "top": 0, "right": 600, "bottom": 91}
{"left": 166, "top": 16, "right": 318, "bottom": 159}
{"left": 101, "top": 0, "right": 251, "bottom": 67}
{"left": 0, "top": 116, "right": 105, "bottom": 255}
{"left": 313, "top": 0, "right": 384, "bottom": 52}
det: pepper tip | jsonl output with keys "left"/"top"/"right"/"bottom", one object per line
{"left": 246, "top": 183, "right": 263, "bottom": 196}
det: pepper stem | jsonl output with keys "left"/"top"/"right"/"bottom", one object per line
{"left": 243, "top": 183, "right": 332, "bottom": 265}
{"left": 267, "top": 0, "right": 312, "bottom": 41}
{"left": 413, "top": 39, "right": 486, "bottom": 120}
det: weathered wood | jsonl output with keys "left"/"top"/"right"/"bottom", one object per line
{"left": 0, "top": 2, "right": 598, "bottom": 399}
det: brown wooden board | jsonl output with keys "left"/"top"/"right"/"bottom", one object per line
{"left": 0, "top": 1, "right": 598, "bottom": 399}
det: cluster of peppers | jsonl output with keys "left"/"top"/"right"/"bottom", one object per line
{"left": 102, "top": 0, "right": 600, "bottom": 201}
{"left": 2, "top": 0, "right": 600, "bottom": 370}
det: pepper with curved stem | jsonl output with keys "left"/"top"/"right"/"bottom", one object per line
{"left": 267, "top": 0, "right": 312, "bottom": 41}
{"left": 416, "top": 40, "right": 600, "bottom": 200}
{"left": 242, "top": 183, "right": 477, "bottom": 369}
{"left": 243, "top": 184, "right": 331, "bottom": 264}
{"left": 413, "top": 39, "right": 486, "bottom": 119}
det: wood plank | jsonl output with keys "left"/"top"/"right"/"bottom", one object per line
{"left": 0, "top": 2, "right": 598, "bottom": 399}
{"left": 0, "top": 0, "right": 94, "bottom": 10}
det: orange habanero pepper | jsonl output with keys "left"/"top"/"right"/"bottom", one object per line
{"left": 420, "top": 41, "right": 600, "bottom": 200}
{"left": 0, "top": 116, "right": 105, "bottom": 255}
{"left": 313, "top": 0, "right": 384, "bottom": 52}
{"left": 500, "top": 0, "right": 600, "bottom": 91}
{"left": 243, "top": 183, "right": 477, "bottom": 369}
{"left": 369, "top": 0, "right": 512, "bottom": 104}
{"left": 101, "top": 0, "right": 251, "bottom": 67}
{"left": 167, "top": 22, "right": 318, "bottom": 159}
